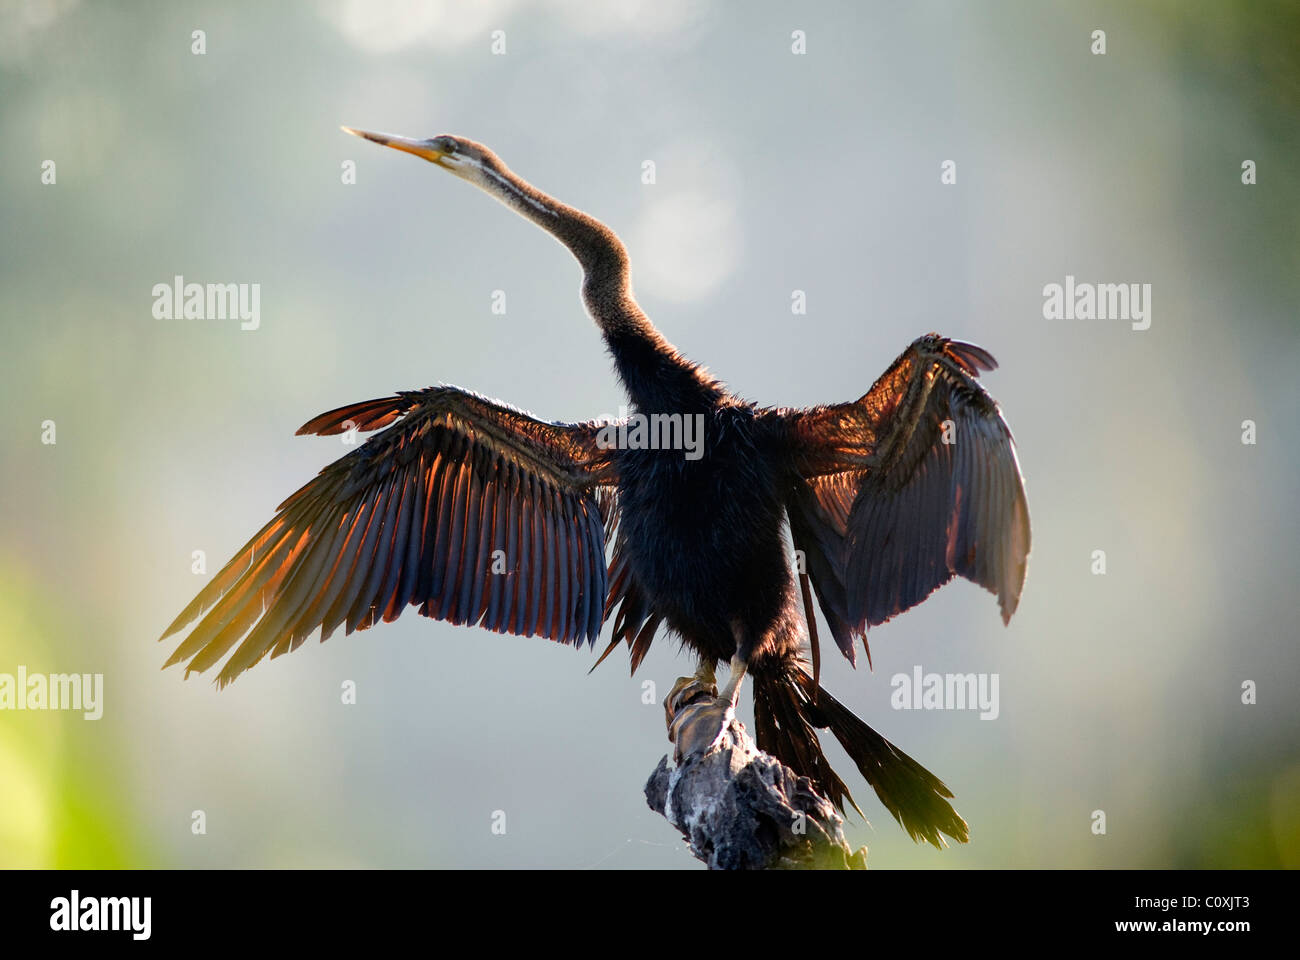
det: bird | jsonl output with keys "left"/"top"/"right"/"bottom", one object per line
{"left": 159, "top": 127, "right": 1031, "bottom": 848}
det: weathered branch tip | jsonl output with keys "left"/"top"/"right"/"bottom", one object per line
{"left": 645, "top": 677, "right": 868, "bottom": 870}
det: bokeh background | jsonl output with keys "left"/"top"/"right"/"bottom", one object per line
{"left": 1, "top": 0, "right": 1296, "bottom": 869}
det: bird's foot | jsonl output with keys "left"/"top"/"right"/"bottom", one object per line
{"left": 666, "top": 675, "right": 738, "bottom": 763}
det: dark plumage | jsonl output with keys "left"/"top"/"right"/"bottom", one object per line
{"left": 161, "top": 130, "right": 1031, "bottom": 847}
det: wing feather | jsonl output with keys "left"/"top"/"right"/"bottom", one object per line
{"left": 162, "top": 386, "right": 618, "bottom": 686}
{"left": 781, "top": 335, "right": 1030, "bottom": 649}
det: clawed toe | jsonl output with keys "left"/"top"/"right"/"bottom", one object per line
{"left": 668, "top": 693, "right": 735, "bottom": 762}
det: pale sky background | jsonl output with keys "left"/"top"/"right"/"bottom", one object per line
{"left": 1, "top": 0, "right": 1297, "bottom": 868}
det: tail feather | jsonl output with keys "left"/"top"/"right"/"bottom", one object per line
{"left": 753, "top": 671, "right": 860, "bottom": 817}
{"left": 754, "top": 668, "right": 969, "bottom": 848}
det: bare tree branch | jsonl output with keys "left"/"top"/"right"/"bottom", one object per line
{"left": 644, "top": 677, "right": 868, "bottom": 870}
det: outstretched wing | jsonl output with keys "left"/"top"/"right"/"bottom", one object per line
{"left": 161, "top": 386, "right": 618, "bottom": 687}
{"left": 783, "top": 335, "right": 1030, "bottom": 662}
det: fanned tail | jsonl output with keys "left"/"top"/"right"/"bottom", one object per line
{"left": 753, "top": 667, "right": 969, "bottom": 848}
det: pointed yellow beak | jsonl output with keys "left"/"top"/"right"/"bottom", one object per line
{"left": 341, "top": 126, "right": 447, "bottom": 164}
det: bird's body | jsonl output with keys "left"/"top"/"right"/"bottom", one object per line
{"left": 161, "top": 129, "right": 1032, "bottom": 847}
{"left": 614, "top": 400, "right": 798, "bottom": 669}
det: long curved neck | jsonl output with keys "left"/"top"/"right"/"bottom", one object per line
{"left": 470, "top": 158, "right": 724, "bottom": 411}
